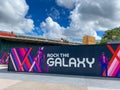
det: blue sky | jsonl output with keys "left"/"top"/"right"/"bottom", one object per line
{"left": 1, "top": 0, "right": 120, "bottom": 42}
{"left": 96, "top": 31, "right": 105, "bottom": 38}
{"left": 25, "top": 0, "right": 71, "bottom": 35}
{"left": 25, "top": 0, "right": 105, "bottom": 41}
{"left": 26, "top": 0, "right": 70, "bottom": 27}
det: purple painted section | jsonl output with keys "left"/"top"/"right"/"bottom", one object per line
{"left": 9, "top": 47, "right": 48, "bottom": 72}
{"left": 98, "top": 52, "right": 108, "bottom": 76}
{"left": 0, "top": 52, "right": 9, "bottom": 64}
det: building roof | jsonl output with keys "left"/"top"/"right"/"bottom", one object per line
{"left": 0, "top": 34, "right": 80, "bottom": 45}
{"left": 107, "top": 40, "right": 120, "bottom": 44}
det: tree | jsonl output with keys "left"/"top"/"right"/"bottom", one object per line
{"left": 100, "top": 27, "right": 120, "bottom": 44}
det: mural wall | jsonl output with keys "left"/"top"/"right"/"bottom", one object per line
{"left": 0, "top": 40, "right": 42, "bottom": 64}
{"left": 0, "top": 52, "right": 9, "bottom": 64}
{"left": 8, "top": 44, "right": 120, "bottom": 78}
{"left": 9, "top": 47, "right": 48, "bottom": 72}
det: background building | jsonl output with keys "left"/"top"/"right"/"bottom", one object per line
{"left": 82, "top": 36, "right": 96, "bottom": 45}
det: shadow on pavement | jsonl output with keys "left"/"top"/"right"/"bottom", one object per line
{"left": 0, "top": 64, "right": 8, "bottom": 72}
{"left": 0, "top": 64, "right": 120, "bottom": 82}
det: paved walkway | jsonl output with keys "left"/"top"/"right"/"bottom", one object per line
{"left": 0, "top": 65, "right": 120, "bottom": 90}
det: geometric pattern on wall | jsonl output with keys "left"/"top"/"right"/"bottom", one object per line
{"left": 10, "top": 47, "right": 48, "bottom": 72}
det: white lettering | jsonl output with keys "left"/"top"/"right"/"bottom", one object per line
{"left": 47, "top": 58, "right": 54, "bottom": 66}
{"left": 47, "top": 54, "right": 59, "bottom": 58}
{"left": 62, "top": 58, "right": 68, "bottom": 67}
{"left": 47, "top": 57, "right": 95, "bottom": 68}
{"left": 69, "top": 58, "right": 76, "bottom": 67}
{"left": 55, "top": 58, "right": 62, "bottom": 67}
{"left": 77, "top": 58, "right": 86, "bottom": 68}
{"left": 86, "top": 58, "right": 95, "bottom": 68}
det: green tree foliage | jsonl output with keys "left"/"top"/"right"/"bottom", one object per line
{"left": 100, "top": 27, "right": 120, "bottom": 44}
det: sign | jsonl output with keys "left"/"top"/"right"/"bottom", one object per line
{"left": 8, "top": 44, "right": 120, "bottom": 78}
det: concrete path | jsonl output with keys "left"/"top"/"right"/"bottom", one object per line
{"left": 0, "top": 65, "right": 120, "bottom": 90}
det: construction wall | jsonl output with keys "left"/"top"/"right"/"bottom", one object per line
{"left": 0, "top": 40, "right": 36, "bottom": 64}
{"left": 0, "top": 39, "right": 64, "bottom": 64}
{"left": 8, "top": 44, "right": 120, "bottom": 78}
{"left": 0, "top": 40, "right": 41, "bottom": 64}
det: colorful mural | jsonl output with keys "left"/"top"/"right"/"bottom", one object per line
{"left": 0, "top": 52, "right": 9, "bottom": 64}
{"left": 8, "top": 44, "right": 120, "bottom": 78}
{"left": 106, "top": 45, "right": 120, "bottom": 77}
{"left": 9, "top": 47, "right": 48, "bottom": 72}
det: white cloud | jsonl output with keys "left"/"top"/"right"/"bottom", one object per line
{"left": 69, "top": 0, "right": 120, "bottom": 40}
{"left": 48, "top": 7, "right": 60, "bottom": 20}
{"left": 63, "top": 2, "right": 102, "bottom": 40}
{"left": 0, "top": 0, "right": 34, "bottom": 33}
{"left": 41, "top": 0, "right": 120, "bottom": 42}
{"left": 40, "top": 17, "right": 65, "bottom": 39}
{"left": 56, "top": 0, "right": 76, "bottom": 9}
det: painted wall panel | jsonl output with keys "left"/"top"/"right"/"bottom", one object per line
{"left": 8, "top": 44, "right": 120, "bottom": 78}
